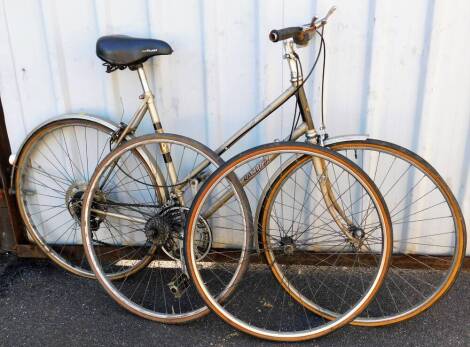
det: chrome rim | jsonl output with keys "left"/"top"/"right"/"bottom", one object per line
{"left": 81, "top": 135, "right": 244, "bottom": 322}
{"left": 16, "top": 120, "right": 115, "bottom": 277}
{"left": 331, "top": 140, "right": 465, "bottom": 325}
{"left": 186, "top": 143, "right": 392, "bottom": 341}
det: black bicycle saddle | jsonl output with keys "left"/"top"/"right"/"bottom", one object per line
{"left": 96, "top": 35, "right": 173, "bottom": 66}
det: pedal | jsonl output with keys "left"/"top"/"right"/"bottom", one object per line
{"left": 167, "top": 272, "right": 190, "bottom": 299}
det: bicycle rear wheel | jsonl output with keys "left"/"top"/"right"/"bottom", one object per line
{"left": 328, "top": 139, "right": 466, "bottom": 326}
{"left": 14, "top": 118, "right": 118, "bottom": 277}
{"left": 81, "top": 133, "right": 250, "bottom": 323}
{"left": 184, "top": 142, "right": 392, "bottom": 341}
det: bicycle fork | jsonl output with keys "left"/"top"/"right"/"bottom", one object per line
{"left": 285, "top": 41, "right": 363, "bottom": 248}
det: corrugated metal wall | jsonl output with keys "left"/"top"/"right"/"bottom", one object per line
{"left": 0, "top": 0, "right": 468, "bottom": 253}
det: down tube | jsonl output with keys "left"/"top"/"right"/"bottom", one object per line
{"left": 202, "top": 123, "right": 308, "bottom": 219}
{"left": 179, "top": 86, "right": 299, "bottom": 186}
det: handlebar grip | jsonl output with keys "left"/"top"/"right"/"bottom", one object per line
{"left": 269, "top": 27, "right": 303, "bottom": 42}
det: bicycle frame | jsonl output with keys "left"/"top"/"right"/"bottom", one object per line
{"left": 93, "top": 39, "right": 357, "bottom": 243}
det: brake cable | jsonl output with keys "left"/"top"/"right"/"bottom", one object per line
{"left": 317, "top": 27, "right": 327, "bottom": 130}
{"left": 107, "top": 141, "right": 192, "bottom": 188}
{"left": 288, "top": 30, "right": 325, "bottom": 140}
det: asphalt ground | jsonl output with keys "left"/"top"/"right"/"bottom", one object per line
{"left": 0, "top": 254, "right": 468, "bottom": 347}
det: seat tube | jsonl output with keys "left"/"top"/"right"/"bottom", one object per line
{"left": 136, "top": 65, "right": 182, "bottom": 202}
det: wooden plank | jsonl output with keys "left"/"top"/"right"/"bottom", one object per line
{"left": 15, "top": 244, "right": 47, "bottom": 259}
{"left": 15, "top": 242, "right": 469, "bottom": 272}
{"left": 0, "top": 97, "right": 27, "bottom": 251}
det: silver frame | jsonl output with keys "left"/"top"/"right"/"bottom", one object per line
{"left": 12, "top": 38, "right": 367, "bottom": 242}
{"left": 80, "top": 40, "right": 319, "bottom": 224}
{"left": 103, "top": 40, "right": 356, "bottom": 243}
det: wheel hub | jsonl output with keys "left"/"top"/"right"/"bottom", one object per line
{"left": 65, "top": 182, "right": 107, "bottom": 230}
{"left": 280, "top": 236, "right": 295, "bottom": 256}
{"left": 349, "top": 225, "right": 365, "bottom": 239}
{"left": 348, "top": 225, "right": 366, "bottom": 250}
{"left": 144, "top": 214, "right": 172, "bottom": 246}
{"left": 66, "top": 182, "right": 87, "bottom": 219}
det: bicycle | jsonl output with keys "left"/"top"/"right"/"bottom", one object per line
{"left": 183, "top": 140, "right": 392, "bottom": 341}
{"left": 11, "top": 5, "right": 465, "bottom": 338}
{"left": 76, "top": 7, "right": 393, "bottom": 337}
{"left": 181, "top": 6, "right": 466, "bottom": 336}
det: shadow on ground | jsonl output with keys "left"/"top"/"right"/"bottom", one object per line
{"left": 0, "top": 254, "right": 468, "bottom": 347}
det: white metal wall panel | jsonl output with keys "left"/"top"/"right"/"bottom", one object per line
{"left": 0, "top": 0, "right": 468, "bottom": 253}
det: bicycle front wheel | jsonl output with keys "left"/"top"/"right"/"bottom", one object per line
{"left": 185, "top": 142, "right": 392, "bottom": 341}
{"left": 328, "top": 139, "right": 466, "bottom": 326}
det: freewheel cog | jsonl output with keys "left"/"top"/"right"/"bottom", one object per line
{"left": 65, "top": 182, "right": 106, "bottom": 231}
{"left": 158, "top": 206, "right": 212, "bottom": 261}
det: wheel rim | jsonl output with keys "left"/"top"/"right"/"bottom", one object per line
{"left": 259, "top": 154, "right": 389, "bottom": 321}
{"left": 15, "top": 120, "right": 116, "bottom": 277}
{"left": 329, "top": 139, "right": 466, "bottom": 325}
{"left": 185, "top": 143, "right": 392, "bottom": 341}
{"left": 81, "top": 134, "right": 241, "bottom": 323}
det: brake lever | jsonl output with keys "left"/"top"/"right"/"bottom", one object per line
{"left": 324, "top": 6, "right": 337, "bottom": 21}
{"left": 294, "top": 6, "right": 336, "bottom": 45}
{"left": 302, "top": 6, "right": 337, "bottom": 32}
{"left": 317, "top": 6, "right": 336, "bottom": 26}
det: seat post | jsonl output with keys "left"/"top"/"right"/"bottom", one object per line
{"left": 136, "top": 64, "right": 163, "bottom": 133}
{"left": 135, "top": 64, "right": 181, "bottom": 196}
{"left": 137, "top": 65, "right": 152, "bottom": 94}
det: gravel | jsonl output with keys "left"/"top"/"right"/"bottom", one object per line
{"left": 0, "top": 254, "right": 468, "bottom": 347}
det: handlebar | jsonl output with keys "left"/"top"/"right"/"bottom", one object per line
{"left": 269, "top": 27, "right": 303, "bottom": 43}
{"left": 269, "top": 6, "right": 336, "bottom": 44}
